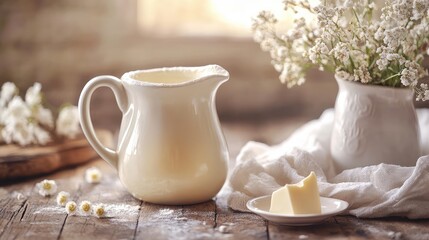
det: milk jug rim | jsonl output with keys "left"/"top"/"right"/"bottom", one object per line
{"left": 121, "top": 64, "right": 229, "bottom": 88}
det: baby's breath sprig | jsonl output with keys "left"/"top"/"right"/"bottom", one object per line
{"left": 252, "top": 0, "right": 429, "bottom": 100}
{"left": 0, "top": 81, "right": 81, "bottom": 146}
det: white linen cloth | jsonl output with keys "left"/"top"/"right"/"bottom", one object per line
{"left": 227, "top": 109, "right": 429, "bottom": 218}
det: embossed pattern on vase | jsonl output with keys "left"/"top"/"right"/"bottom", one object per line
{"left": 334, "top": 92, "right": 373, "bottom": 156}
{"left": 331, "top": 77, "right": 421, "bottom": 172}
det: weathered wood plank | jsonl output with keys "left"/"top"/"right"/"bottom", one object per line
{"left": 135, "top": 200, "right": 219, "bottom": 240}
{"left": 0, "top": 164, "right": 86, "bottom": 240}
{"left": 214, "top": 191, "right": 268, "bottom": 239}
{"left": 0, "top": 189, "right": 29, "bottom": 237}
{"left": 336, "top": 216, "right": 429, "bottom": 240}
{"left": 58, "top": 161, "right": 141, "bottom": 240}
{"left": 0, "top": 195, "right": 67, "bottom": 239}
{"left": 268, "top": 218, "right": 346, "bottom": 240}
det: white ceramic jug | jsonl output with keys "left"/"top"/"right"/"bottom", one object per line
{"left": 79, "top": 65, "right": 230, "bottom": 205}
{"left": 331, "top": 76, "right": 421, "bottom": 172}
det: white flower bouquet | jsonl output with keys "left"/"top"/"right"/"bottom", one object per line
{"left": 0, "top": 82, "right": 80, "bottom": 146}
{"left": 252, "top": 0, "right": 429, "bottom": 101}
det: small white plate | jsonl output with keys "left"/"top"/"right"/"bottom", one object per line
{"left": 247, "top": 195, "right": 349, "bottom": 226}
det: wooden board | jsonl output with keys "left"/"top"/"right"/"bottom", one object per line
{"left": 0, "top": 130, "right": 112, "bottom": 181}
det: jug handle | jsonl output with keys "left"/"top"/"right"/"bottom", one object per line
{"left": 78, "top": 75, "right": 128, "bottom": 170}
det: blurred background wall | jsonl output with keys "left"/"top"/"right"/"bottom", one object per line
{"left": 0, "top": 0, "right": 427, "bottom": 134}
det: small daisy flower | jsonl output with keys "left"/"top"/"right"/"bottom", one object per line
{"left": 79, "top": 200, "right": 92, "bottom": 216}
{"left": 85, "top": 167, "right": 102, "bottom": 184}
{"left": 93, "top": 204, "right": 106, "bottom": 218}
{"left": 56, "top": 191, "right": 70, "bottom": 206}
{"left": 65, "top": 201, "right": 77, "bottom": 215}
{"left": 36, "top": 179, "right": 57, "bottom": 197}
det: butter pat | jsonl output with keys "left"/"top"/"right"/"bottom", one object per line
{"left": 269, "top": 172, "right": 321, "bottom": 215}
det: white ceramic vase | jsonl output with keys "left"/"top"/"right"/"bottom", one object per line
{"left": 331, "top": 76, "right": 421, "bottom": 172}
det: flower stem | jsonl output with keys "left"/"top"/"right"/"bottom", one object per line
{"left": 377, "top": 73, "right": 401, "bottom": 84}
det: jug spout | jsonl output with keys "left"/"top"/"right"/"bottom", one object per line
{"left": 197, "top": 65, "right": 229, "bottom": 86}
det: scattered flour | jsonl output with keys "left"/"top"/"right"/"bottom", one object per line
{"left": 33, "top": 203, "right": 140, "bottom": 219}
{"left": 104, "top": 203, "right": 140, "bottom": 218}
{"left": 222, "top": 222, "right": 235, "bottom": 226}
{"left": 218, "top": 224, "right": 234, "bottom": 234}
{"left": 158, "top": 209, "right": 174, "bottom": 215}
{"left": 387, "top": 231, "right": 403, "bottom": 240}
{"left": 0, "top": 189, "right": 26, "bottom": 201}
{"left": 11, "top": 191, "right": 26, "bottom": 200}
{"left": 153, "top": 208, "right": 187, "bottom": 222}
{"left": 33, "top": 206, "right": 65, "bottom": 215}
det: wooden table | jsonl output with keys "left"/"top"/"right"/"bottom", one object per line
{"left": 1, "top": 120, "right": 429, "bottom": 240}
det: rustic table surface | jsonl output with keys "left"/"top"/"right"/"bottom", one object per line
{"left": 1, "top": 120, "right": 429, "bottom": 240}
